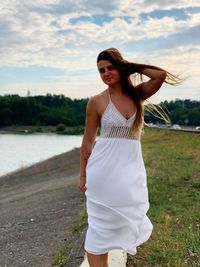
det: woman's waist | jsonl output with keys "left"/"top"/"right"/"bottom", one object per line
{"left": 91, "top": 136, "right": 141, "bottom": 157}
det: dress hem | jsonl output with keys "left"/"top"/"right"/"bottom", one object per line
{"left": 84, "top": 246, "right": 137, "bottom": 256}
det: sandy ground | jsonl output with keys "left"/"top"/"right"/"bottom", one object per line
{"left": 0, "top": 147, "right": 86, "bottom": 267}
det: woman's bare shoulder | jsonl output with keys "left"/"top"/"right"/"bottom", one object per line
{"left": 90, "top": 89, "right": 107, "bottom": 101}
{"left": 88, "top": 89, "right": 108, "bottom": 116}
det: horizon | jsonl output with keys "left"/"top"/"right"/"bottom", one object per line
{"left": 1, "top": 92, "right": 199, "bottom": 104}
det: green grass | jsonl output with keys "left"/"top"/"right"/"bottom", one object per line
{"left": 51, "top": 210, "right": 87, "bottom": 267}
{"left": 127, "top": 128, "right": 200, "bottom": 267}
{"left": 51, "top": 244, "right": 71, "bottom": 267}
{"left": 70, "top": 210, "right": 88, "bottom": 236}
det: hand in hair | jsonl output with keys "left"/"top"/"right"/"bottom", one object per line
{"left": 118, "top": 61, "right": 141, "bottom": 75}
{"left": 127, "top": 63, "right": 141, "bottom": 75}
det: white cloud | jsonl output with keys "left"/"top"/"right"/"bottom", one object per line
{"left": 1, "top": 9, "right": 199, "bottom": 67}
{"left": 0, "top": 0, "right": 200, "bottom": 101}
{"left": 141, "top": 0, "right": 200, "bottom": 13}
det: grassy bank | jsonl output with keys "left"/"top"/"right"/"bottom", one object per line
{"left": 127, "top": 128, "right": 200, "bottom": 267}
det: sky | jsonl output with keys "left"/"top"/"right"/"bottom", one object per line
{"left": 0, "top": 0, "right": 200, "bottom": 103}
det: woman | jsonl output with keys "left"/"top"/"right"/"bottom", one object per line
{"left": 79, "top": 48, "right": 181, "bottom": 267}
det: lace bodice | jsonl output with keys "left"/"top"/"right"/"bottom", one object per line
{"left": 99, "top": 89, "right": 140, "bottom": 140}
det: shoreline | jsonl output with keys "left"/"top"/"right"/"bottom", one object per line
{"left": 0, "top": 125, "right": 85, "bottom": 135}
{"left": 0, "top": 147, "right": 86, "bottom": 267}
{"left": 0, "top": 125, "right": 57, "bottom": 134}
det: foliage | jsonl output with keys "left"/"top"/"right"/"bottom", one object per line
{"left": 56, "top": 123, "right": 66, "bottom": 132}
{"left": 0, "top": 94, "right": 88, "bottom": 127}
{"left": 0, "top": 94, "right": 199, "bottom": 127}
{"left": 145, "top": 99, "right": 200, "bottom": 126}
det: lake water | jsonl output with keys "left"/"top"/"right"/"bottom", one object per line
{"left": 0, "top": 133, "right": 83, "bottom": 177}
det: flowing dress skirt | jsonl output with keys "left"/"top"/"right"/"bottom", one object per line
{"left": 84, "top": 137, "right": 153, "bottom": 255}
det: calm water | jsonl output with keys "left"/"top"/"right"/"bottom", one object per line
{"left": 0, "top": 133, "right": 83, "bottom": 177}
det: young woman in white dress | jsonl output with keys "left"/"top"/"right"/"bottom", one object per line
{"left": 79, "top": 48, "right": 181, "bottom": 267}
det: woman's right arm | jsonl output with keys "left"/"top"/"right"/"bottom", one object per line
{"left": 79, "top": 96, "right": 100, "bottom": 192}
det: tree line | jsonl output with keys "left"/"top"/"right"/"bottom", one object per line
{"left": 0, "top": 94, "right": 199, "bottom": 127}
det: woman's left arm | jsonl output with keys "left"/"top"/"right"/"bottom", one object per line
{"left": 136, "top": 68, "right": 166, "bottom": 100}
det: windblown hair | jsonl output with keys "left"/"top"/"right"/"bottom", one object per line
{"left": 97, "top": 47, "right": 182, "bottom": 134}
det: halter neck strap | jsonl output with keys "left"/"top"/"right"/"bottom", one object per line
{"left": 107, "top": 89, "right": 111, "bottom": 102}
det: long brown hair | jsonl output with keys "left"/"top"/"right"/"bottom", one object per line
{"left": 97, "top": 48, "right": 182, "bottom": 134}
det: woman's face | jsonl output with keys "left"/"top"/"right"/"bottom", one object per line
{"left": 97, "top": 60, "right": 121, "bottom": 86}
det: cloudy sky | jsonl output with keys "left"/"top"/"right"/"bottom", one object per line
{"left": 0, "top": 0, "right": 200, "bottom": 103}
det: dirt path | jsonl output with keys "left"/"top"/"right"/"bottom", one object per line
{"left": 0, "top": 148, "right": 86, "bottom": 267}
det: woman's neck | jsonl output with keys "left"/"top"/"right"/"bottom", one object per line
{"left": 108, "top": 84, "right": 123, "bottom": 95}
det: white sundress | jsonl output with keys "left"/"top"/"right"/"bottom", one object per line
{"left": 84, "top": 89, "right": 153, "bottom": 255}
